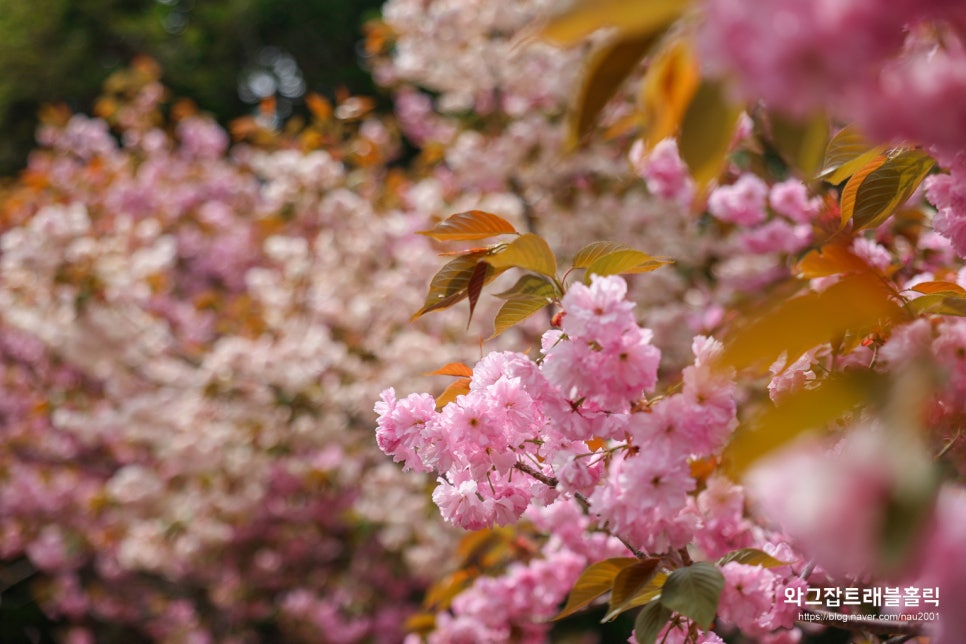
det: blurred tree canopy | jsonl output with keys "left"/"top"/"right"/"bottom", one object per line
{"left": 0, "top": 0, "right": 383, "bottom": 175}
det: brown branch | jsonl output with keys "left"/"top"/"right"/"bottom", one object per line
{"left": 512, "top": 460, "right": 645, "bottom": 558}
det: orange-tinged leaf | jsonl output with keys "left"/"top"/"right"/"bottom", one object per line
{"left": 436, "top": 377, "right": 471, "bottom": 410}
{"left": 795, "top": 244, "right": 872, "bottom": 279}
{"left": 554, "top": 557, "right": 639, "bottom": 620}
{"left": 819, "top": 124, "right": 888, "bottom": 185}
{"left": 640, "top": 38, "right": 700, "bottom": 147}
{"left": 678, "top": 79, "right": 743, "bottom": 190}
{"left": 573, "top": 241, "right": 631, "bottom": 269}
{"left": 455, "top": 527, "right": 515, "bottom": 566}
{"left": 305, "top": 92, "right": 333, "bottom": 121}
{"left": 423, "top": 569, "right": 475, "bottom": 611}
{"left": 491, "top": 294, "right": 553, "bottom": 338}
{"left": 426, "top": 362, "right": 474, "bottom": 378}
{"left": 717, "top": 272, "right": 906, "bottom": 373}
{"left": 909, "top": 281, "right": 966, "bottom": 296}
{"left": 419, "top": 210, "right": 519, "bottom": 241}
{"left": 723, "top": 370, "right": 885, "bottom": 477}
{"left": 689, "top": 455, "right": 718, "bottom": 482}
{"left": 585, "top": 249, "right": 671, "bottom": 282}
{"left": 485, "top": 233, "right": 557, "bottom": 277}
{"left": 569, "top": 31, "right": 657, "bottom": 149}
{"left": 717, "top": 548, "right": 789, "bottom": 568}
{"left": 603, "top": 558, "right": 663, "bottom": 622}
{"left": 404, "top": 612, "right": 436, "bottom": 635}
{"left": 840, "top": 149, "right": 934, "bottom": 231}
{"left": 540, "top": 0, "right": 691, "bottom": 46}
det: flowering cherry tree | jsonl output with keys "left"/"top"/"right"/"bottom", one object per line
{"left": 0, "top": 59, "right": 493, "bottom": 643}
{"left": 376, "top": 0, "right": 966, "bottom": 643}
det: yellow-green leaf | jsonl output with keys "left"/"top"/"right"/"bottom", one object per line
{"left": 418, "top": 210, "right": 518, "bottom": 241}
{"left": 818, "top": 124, "right": 888, "bottom": 185}
{"left": 677, "top": 80, "right": 742, "bottom": 190}
{"left": 717, "top": 548, "right": 789, "bottom": 568}
{"left": 494, "top": 274, "right": 560, "bottom": 300}
{"left": 485, "top": 233, "right": 557, "bottom": 278}
{"left": 554, "top": 557, "right": 639, "bottom": 621}
{"left": 769, "top": 110, "right": 829, "bottom": 177}
{"left": 716, "top": 272, "right": 906, "bottom": 373}
{"left": 491, "top": 294, "right": 554, "bottom": 338}
{"left": 906, "top": 292, "right": 966, "bottom": 317}
{"left": 658, "top": 562, "right": 724, "bottom": 630}
{"left": 573, "top": 241, "right": 631, "bottom": 269}
{"left": 639, "top": 38, "right": 700, "bottom": 147}
{"left": 585, "top": 249, "right": 671, "bottom": 282}
{"left": 540, "top": 0, "right": 691, "bottom": 46}
{"left": 603, "top": 558, "right": 663, "bottom": 622}
{"left": 634, "top": 601, "right": 672, "bottom": 644}
{"left": 723, "top": 371, "right": 885, "bottom": 477}
{"left": 569, "top": 31, "right": 657, "bottom": 149}
{"left": 840, "top": 149, "right": 935, "bottom": 232}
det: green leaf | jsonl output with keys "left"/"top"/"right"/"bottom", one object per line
{"left": 634, "top": 601, "right": 672, "bottom": 644}
{"left": 906, "top": 292, "right": 966, "bottom": 317}
{"left": 658, "top": 562, "right": 724, "bottom": 630}
{"left": 585, "top": 249, "right": 671, "bottom": 282}
{"left": 485, "top": 233, "right": 557, "bottom": 278}
{"left": 818, "top": 124, "right": 888, "bottom": 185}
{"left": 568, "top": 31, "right": 657, "bottom": 149}
{"left": 493, "top": 274, "right": 560, "bottom": 300}
{"left": 573, "top": 241, "right": 631, "bottom": 269}
{"left": 769, "top": 110, "right": 829, "bottom": 177}
{"left": 717, "top": 548, "right": 789, "bottom": 568}
{"left": 603, "top": 559, "right": 664, "bottom": 622}
{"left": 412, "top": 253, "right": 506, "bottom": 320}
{"left": 554, "top": 557, "right": 639, "bottom": 621}
{"left": 677, "top": 80, "right": 742, "bottom": 190}
{"left": 540, "top": 0, "right": 691, "bottom": 46}
{"left": 491, "top": 294, "right": 554, "bottom": 338}
{"left": 418, "top": 210, "right": 518, "bottom": 241}
{"left": 840, "top": 149, "right": 935, "bottom": 232}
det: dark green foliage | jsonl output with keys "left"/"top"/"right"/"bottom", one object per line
{"left": 0, "top": 0, "right": 383, "bottom": 175}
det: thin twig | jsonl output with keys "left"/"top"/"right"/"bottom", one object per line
{"left": 512, "top": 461, "right": 645, "bottom": 558}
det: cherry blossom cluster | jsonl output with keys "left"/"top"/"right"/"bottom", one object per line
{"left": 0, "top": 63, "right": 502, "bottom": 642}
{"left": 373, "top": 2, "right": 966, "bottom": 642}
{"left": 379, "top": 276, "right": 811, "bottom": 642}
{"left": 699, "top": 0, "right": 966, "bottom": 255}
